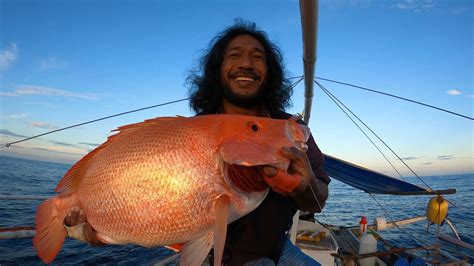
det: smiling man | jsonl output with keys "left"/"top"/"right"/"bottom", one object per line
{"left": 63, "top": 21, "right": 330, "bottom": 265}
{"left": 221, "top": 34, "right": 267, "bottom": 110}
{"left": 188, "top": 21, "right": 330, "bottom": 265}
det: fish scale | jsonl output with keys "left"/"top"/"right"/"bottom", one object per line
{"left": 33, "top": 114, "right": 310, "bottom": 265}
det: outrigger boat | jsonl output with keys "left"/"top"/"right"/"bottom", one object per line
{"left": 290, "top": 1, "right": 471, "bottom": 265}
{"left": 1, "top": 0, "right": 472, "bottom": 265}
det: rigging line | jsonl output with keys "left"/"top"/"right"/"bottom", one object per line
{"left": 315, "top": 80, "right": 433, "bottom": 190}
{"left": 368, "top": 194, "right": 432, "bottom": 256}
{"left": 316, "top": 77, "right": 473, "bottom": 121}
{"left": 3, "top": 98, "right": 190, "bottom": 148}
{"left": 289, "top": 76, "right": 304, "bottom": 90}
{"left": 2, "top": 77, "right": 304, "bottom": 149}
{"left": 289, "top": 75, "right": 304, "bottom": 80}
{"left": 307, "top": 183, "right": 348, "bottom": 262}
{"left": 314, "top": 81, "right": 406, "bottom": 181}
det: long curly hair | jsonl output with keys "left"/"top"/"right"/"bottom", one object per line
{"left": 187, "top": 20, "right": 292, "bottom": 114}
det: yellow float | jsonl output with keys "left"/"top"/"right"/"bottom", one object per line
{"left": 426, "top": 195, "right": 448, "bottom": 224}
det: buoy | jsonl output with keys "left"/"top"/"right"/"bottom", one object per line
{"left": 375, "top": 217, "right": 387, "bottom": 231}
{"left": 426, "top": 195, "right": 448, "bottom": 225}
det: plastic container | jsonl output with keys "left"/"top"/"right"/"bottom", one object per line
{"left": 359, "top": 233, "right": 377, "bottom": 266}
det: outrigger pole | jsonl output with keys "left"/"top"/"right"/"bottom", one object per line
{"left": 300, "top": 0, "right": 318, "bottom": 124}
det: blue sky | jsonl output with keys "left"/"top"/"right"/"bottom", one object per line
{"left": 0, "top": 0, "right": 472, "bottom": 176}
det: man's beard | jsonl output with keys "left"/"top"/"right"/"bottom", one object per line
{"left": 222, "top": 84, "right": 265, "bottom": 109}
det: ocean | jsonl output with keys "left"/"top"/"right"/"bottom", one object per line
{"left": 0, "top": 156, "right": 472, "bottom": 264}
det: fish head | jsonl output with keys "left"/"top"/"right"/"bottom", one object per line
{"left": 216, "top": 114, "right": 310, "bottom": 220}
{"left": 219, "top": 115, "right": 310, "bottom": 172}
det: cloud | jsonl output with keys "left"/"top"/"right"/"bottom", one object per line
{"left": 79, "top": 142, "right": 100, "bottom": 147}
{"left": 0, "top": 92, "right": 19, "bottom": 97}
{"left": 0, "top": 43, "right": 17, "bottom": 71}
{"left": 392, "top": 0, "right": 434, "bottom": 12}
{"left": 30, "top": 147, "right": 85, "bottom": 156}
{"left": 2, "top": 85, "right": 98, "bottom": 100}
{"left": 321, "top": 0, "right": 374, "bottom": 9}
{"left": 28, "top": 121, "right": 60, "bottom": 130}
{"left": 0, "top": 129, "right": 28, "bottom": 138}
{"left": 437, "top": 155, "right": 454, "bottom": 160}
{"left": 400, "top": 156, "right": 420, "bottom": 161}
{"left": 450, "top": 6, "right": 470, "bottom": 15}
{"left": 0, "top": 113, "right": 30, "bottom": 119}
{"left": 447, "top": 89, "right": 462, "bottom": 96}
{"left": 40, "top": 57, "right": 68, "bottom": 70}
{"left": 50, "top": 141, "right": 77, "bottom": 147}
{"left": 422, "top": 162, "right": 433, "bottom": 165}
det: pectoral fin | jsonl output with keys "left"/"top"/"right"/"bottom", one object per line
{"left": 180, "top": 232, "right": 213, "bottom": 266}
{"left": 213, "top": 195, "right": 230, "bottom": 266}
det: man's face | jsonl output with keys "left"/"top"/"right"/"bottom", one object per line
{"left": 220, "top": 34, "right": 268, "bottom": 107}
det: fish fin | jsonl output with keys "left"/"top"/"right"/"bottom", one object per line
{"left": 55, "top": 116, "right": 186, "bottom": 193}
{"left": 55, "top": 143, "right": 103, "bottom": 193}
{"left": 180, "top": 232, "right": 213, "bottom": 266}
{"left": 33, "top": 198, "right": 67, "bottom": 264}
{"left": 213, "top": 195, "right": 230, "bottom": 266}
{"left": 95, "top": 232, "right": 126, "bottom": 245}
{"left": 165, "top": 243, "right": 185, "bottom": 252}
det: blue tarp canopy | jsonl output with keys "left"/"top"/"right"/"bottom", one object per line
{"left": 323, "top": 154, "right": 455, "bottom": 195}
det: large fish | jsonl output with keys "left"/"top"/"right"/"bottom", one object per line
{"left": 33, "top": 114, "right": 310, "bottom": 265}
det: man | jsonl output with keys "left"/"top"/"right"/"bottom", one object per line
{"left": 64, "top": 21, "right": 330, "bottom": 265}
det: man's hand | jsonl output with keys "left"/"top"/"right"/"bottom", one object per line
{"left": 64, "top": 209, "right": 104, "bottom": 246}
{"left": 262, "top": 147, "right": 313, "bottom": 196}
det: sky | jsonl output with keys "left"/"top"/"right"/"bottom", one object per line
{"left": 0, "top": 0, "right": 472, "bottom": 177}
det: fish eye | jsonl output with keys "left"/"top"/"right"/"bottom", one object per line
{"left": 248, "top": 122, "right": 260, "bottom": 132}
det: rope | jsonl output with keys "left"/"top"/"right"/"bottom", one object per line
{"left": 2, "top": 75, "right": 306, "bottom": 148}
{"left": 368, "top": 194, "right": 433, "bottom": 257}
{"left": 307, "top": 183, "right": 349, "bottom": 263}
{"left": 2, "top": 98, "right": 190, "bottom": 148}
{"left": 315, "top": 80, "right": 434, "bottom": 189}
{"left": 0, "top": 226, "right": 35, "bottom": 240}
{"left": 315, "top": 81, "right": 407, "bottom": 181}
{"left": 0, "top": 195, "right": 50, "bottom": 200}
{"left": 316, "top": 77, "right": 473, "bottom": 121}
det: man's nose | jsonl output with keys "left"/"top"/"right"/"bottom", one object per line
{"left": 239, "top": 54, "right": 253, "bottom": 68}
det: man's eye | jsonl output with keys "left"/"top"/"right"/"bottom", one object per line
{"left": 229, "top": 53, "right": 240, "bottom": 58}
{"left": 253, "top": 54, "right": 264, "bottom": 60}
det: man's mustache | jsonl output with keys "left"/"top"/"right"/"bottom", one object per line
{"left": 229, "top": 70, "right": 260, "bottom": 80}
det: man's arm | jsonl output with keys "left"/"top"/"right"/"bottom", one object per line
{"left": 291, "top": 167, "right": 328, "bottom": 212}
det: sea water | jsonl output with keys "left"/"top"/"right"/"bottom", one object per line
{"left": 0, "top": 156, "right": 472, "bottom": 264}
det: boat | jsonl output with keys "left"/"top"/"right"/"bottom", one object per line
{"left": 291, "top": 1, "right": 471, "bottom": 265}
{"left": 1, "top": 0, "right": 472, "bottom": 265}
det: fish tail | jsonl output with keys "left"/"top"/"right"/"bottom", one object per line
{"left": 33, "top": 197, "right": 70, "bottom": 264}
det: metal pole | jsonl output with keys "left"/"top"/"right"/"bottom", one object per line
{"left": 299, "top": 0, "right": 319, "bottom": 124}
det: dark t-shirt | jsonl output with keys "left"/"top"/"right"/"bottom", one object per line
{"left": 202, "top": 109, "right": 330, "bottom": 265}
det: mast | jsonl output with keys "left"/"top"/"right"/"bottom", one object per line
{"left": 291, "top": 0, "right": 319, "bottom": 244}
{"left": 300, "top": 0, "right": 319, "bottom": 124}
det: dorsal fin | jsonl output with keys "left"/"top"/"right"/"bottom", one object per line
{"left": 55, "top": 116, "right": 184, "bottom": 193}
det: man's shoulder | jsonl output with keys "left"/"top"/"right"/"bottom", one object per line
{"left": 269, "top": 109, "right": 306, "bottom": 125}
{"left": 268, "top": 109, "right": 292, "bottom": 120}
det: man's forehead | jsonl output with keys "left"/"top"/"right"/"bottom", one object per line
{"left": 227, "top": 34, "right": 265, "bottom": 53}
